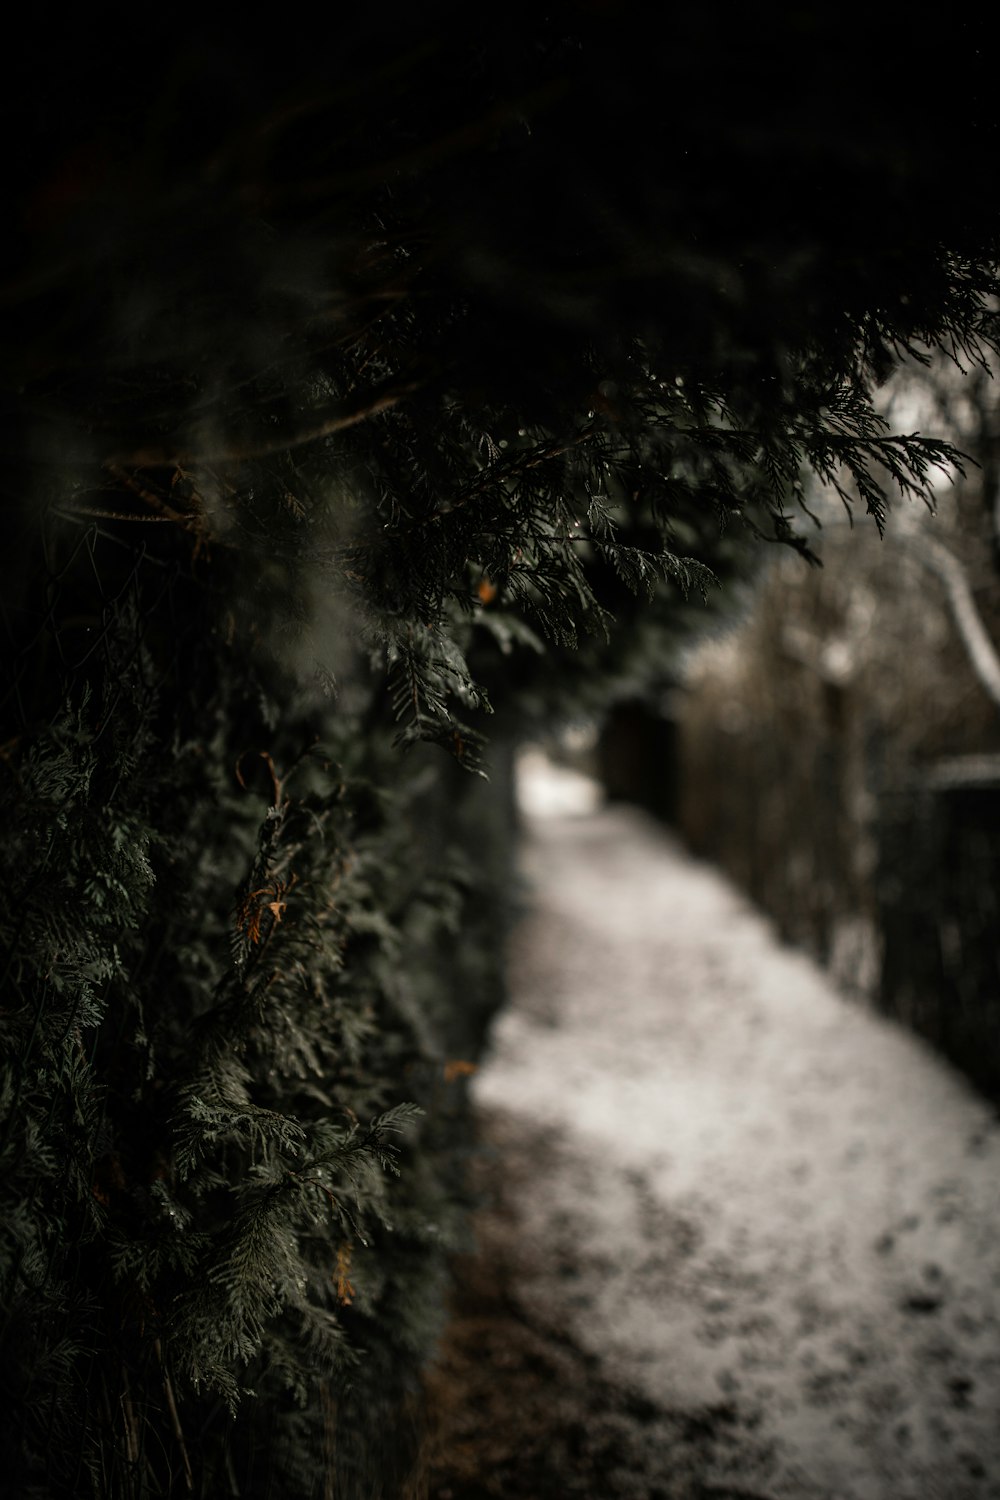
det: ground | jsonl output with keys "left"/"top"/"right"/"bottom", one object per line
{"left": 420, "top": 755, "right": 1000, "bottom": 1500}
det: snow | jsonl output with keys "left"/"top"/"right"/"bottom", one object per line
{"left": 473, "top": 755, "right": 1000, "bottom": 1499}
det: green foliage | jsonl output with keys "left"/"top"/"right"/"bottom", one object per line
{"left": 0, "top": 517, "right": 493, "bottom": 1495}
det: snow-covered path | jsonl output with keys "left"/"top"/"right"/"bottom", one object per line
{"left": 472, "top": 758, "right": 1000, "bottom": 1499}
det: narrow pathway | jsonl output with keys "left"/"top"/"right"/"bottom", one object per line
{"left": 449, "top": 758, "right": 1000, "bottom": 1499}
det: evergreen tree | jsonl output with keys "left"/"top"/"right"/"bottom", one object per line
{"left": 2, "top": 9, "right": 999, "bottom": 1495}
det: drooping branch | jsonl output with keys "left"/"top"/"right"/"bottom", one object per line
{"left": 106, "top": 378, "right": 422, "bottom": 469}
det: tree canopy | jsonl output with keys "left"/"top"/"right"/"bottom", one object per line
{"left": 5, "top": 9, "right": 999, "bottom": 748}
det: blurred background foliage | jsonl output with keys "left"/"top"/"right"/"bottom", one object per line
{"left": 673, "top": 350, "right": 1000, "bottom": 1092}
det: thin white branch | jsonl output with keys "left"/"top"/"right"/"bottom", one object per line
{"left": 900, "top": 532, "right": 1000, "bottom": 710}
